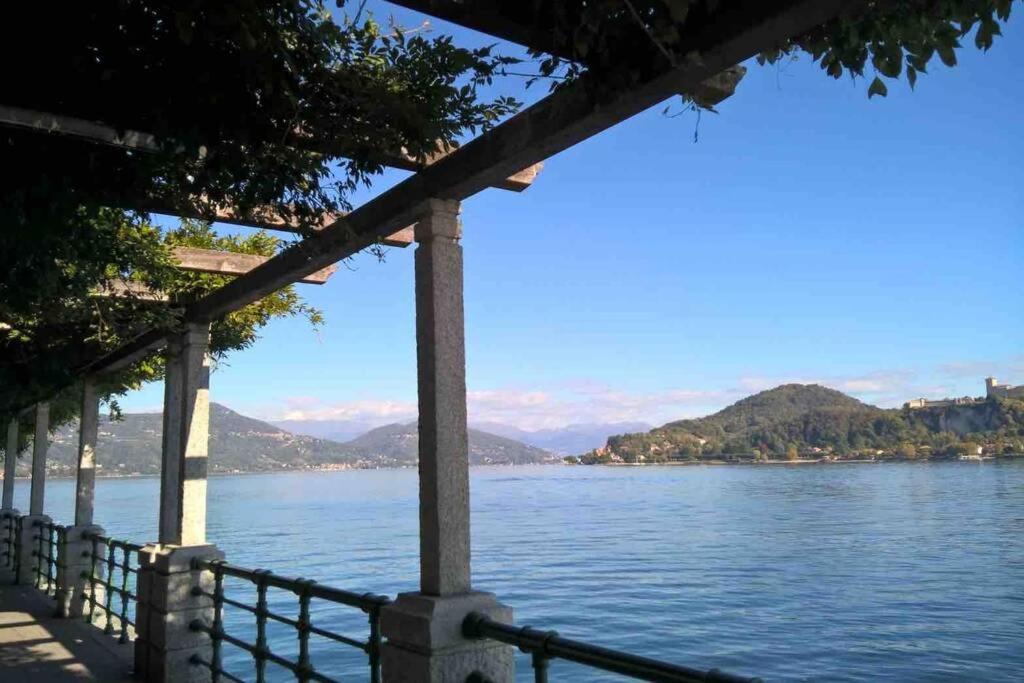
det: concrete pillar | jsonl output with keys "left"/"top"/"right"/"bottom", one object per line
{"left": 75, "top": 380, "right": 100, "bottom": 527}
{"left": 52, "top": 381, "right": 105, "bottom": 617}
{"left": 134, "top": 544, "right": 223, "bottom": 683}
{"left": 29, "top": 402, "right": 49, "bottom": 516}
{"left": 2, "top": 420, "right": 19, "bottom": 568}
{"left": 2, "top": 418, "right": 17, "bottom": 511}
{"left": 15, "top": 513, "right": 52, "bottom": 585}
{"left": 158, "top": 336, "right": 184, "bottom": 545}
{"left": 137, "top": 323, "right": 220, "bottom": 682}
{"left": 381, "top": 200, "right": 513, "bottom": 682}
{"left": 57, "top": 523, "right": 105, "bottom": 618}
{"left": 158, "top": 324, "right": 211, "bottom": 546}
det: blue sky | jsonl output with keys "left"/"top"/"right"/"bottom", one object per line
{"left": 122, "top": 6, "right": 1023, "bottom": 430}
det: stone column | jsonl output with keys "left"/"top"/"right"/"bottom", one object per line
{"left": 17, "top": 403, "right": 52, "bottom": 585}
{"left": 381, "top": 200, "right": 513, "bottom": 683}
{"left": 29, "top": 402, "right": 49, "bottom": 515}
{"left": 2, "top": 418, "right": 17, "bottom": 511}
{"left": 59, "top": 380, "right": 105, "bottom": 618}
{"left": 136, "top": 324, "right": 222, "bottom": 683}
{"left": 1, "top": 419, "right": 20, "bottom": 570}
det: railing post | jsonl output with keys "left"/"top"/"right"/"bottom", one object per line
{"left": 60, "top": 379, "right": 106, "bottom": 618}
{"left": 381, "top": 200, "right": 514, "bottom": 682}
{"left": 16, "top": 404, "right": 52, "bottom": 585}
{"left": 136, "top": 322, "right": 223, "bottom": 683}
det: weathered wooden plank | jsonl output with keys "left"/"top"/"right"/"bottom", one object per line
{"left": 85, "top": 0, "right": 867, "bottom": 376}
{"left": 0, "top": 104, "right": 159, "bottom": 151}
{"left": 171, "top": 246, "right": 337, "bottom": 284}
{"left": 378, "top": 145, "right": 543, "bottom": 192}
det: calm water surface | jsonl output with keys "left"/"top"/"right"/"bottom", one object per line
{"left": 15, "top": 461, "right": 1024, "bottom": 682}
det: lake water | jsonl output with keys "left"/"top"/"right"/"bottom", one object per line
{"left": 12, "top": 461, "right": 1024, "bottom": 682}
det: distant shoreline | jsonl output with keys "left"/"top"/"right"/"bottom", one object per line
{"left": 6, "top": 454, "right": 1023, "bottom": 482}
{"left": 597, "top": 454, "right": 1024, "bottom": 467}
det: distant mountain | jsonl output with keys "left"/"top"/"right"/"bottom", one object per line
{"left": 472, "top": 421, "right": 652, "bottom": 455}
{"left": 345, "top": 422, "right": 559, "bottom": 466}
{"left": 272, "top": 418, "right": 380, "bottom": 443}
{"left": 21, "top": 404, "right": 554, "bottom": 477}
{"left": 593, "top": 384, "right": 1024, "bottom": 462}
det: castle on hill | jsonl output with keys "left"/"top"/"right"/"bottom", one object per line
{"left": 904, "top": 377, "right": 1023, "bottom": 410}
{"left": 985, "top": 377, "right": 1024, "bottom": 400}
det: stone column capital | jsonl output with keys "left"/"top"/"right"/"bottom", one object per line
{"left": 415, "top": 199, "right": 462, "bottom": 242}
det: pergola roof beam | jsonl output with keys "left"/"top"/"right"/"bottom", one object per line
{"left": 131, "top": 199, "right": 414, "bottom": 247}
{"left": 0, "top": 104, "right": 541, "bottom": 193}
{"left": 85, "top": 0, "right": 867, "bottom": 376}
{"left": 170, "top": 246, "right": 337, "bottom": 285}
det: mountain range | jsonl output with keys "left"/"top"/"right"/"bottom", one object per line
{"left": 274, "top": 418, "right": 649, "bottom": 454}
{"left": 16, "top": 404, "right": 557, "bottom": 478}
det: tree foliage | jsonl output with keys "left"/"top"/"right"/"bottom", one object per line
{"left": 528, "top": 1, "right": 1017, "bottom": 101}
{"left": 0, "top": 1, "right": 521, "bottom": 425}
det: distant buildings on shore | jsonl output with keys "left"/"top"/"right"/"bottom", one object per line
{"left": 904, "top": 377, "right": 1023, "bottom": 410}
{"left": 985, "top": 377, "right": 1024, "bottom": 400}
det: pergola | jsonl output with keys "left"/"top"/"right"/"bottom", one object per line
{"left": 1, "top": 2, "right": 872, "bottom": 681}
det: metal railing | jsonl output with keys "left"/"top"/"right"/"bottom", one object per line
{"left": 190, "top": 558, "right": 392, "bottom": 683}
{"left": 0, "top": 513, "right": 15, "bottom": 569}
{"left": 33, "top": 519, "right": 63, "bottom": 596}
{"left": 82, "top": 531, "right": 143, "bottom": 643}
{"left": 463, "top": 613, "right": 762, "bottom": 683}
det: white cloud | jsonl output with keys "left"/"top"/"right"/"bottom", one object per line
{"left": 278, "top": 398, "right": 417, "bottom": 423}
{"left": 252, "top": 357, "right": 1023, "bottom": 432}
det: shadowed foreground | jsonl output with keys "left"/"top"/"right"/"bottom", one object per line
{"left": 0, "top": 571, "right": 134, "bottom": 682}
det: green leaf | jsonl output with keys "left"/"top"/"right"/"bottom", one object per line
{"left": 937, "top": 44, "right": 958, "bottom": 67}
{"left": 868, "top": 76, "right": 888, "bottom": 99}
{"left": 906, "top": 65, "right": 917, "bottom": 90}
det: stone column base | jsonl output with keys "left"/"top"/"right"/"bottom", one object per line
{"left": 15, "top": 514, "right": 51, "bottom": 585}
{"left": 58, "top": 524, "right": 105, "bottom": 618}
{"left": 134, "top": 543, "right": 223, "bottom": 683}
{"left": 382, "top": 591, "right": 514, "bottom": 683}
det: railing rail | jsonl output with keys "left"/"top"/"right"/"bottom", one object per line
{"left": 463, "top": 612, "right": 763, "bottom": 683}
{"left": 33, "top": 519, "right": 63, "bottom": 596}
{"left": 82, "top": 531, "right": 143, "bottom": 643}
{"left": 190, "top": 558, "right": 391, "bottom": 683}
{"left": 0, "top": 513, "right": 15, "bottom": 569}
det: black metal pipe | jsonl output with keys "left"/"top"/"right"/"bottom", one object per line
{"left": 192, "top": 558, "right": 391, "bottom": 612}
{"left": 463, "top": 612, "right": 763, "bottom": 683}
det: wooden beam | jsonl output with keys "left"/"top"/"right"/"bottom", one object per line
{"left": 0, "top": 103, "right": 540, "bottom": 193}
{"left": 0, "top": 104, "right": 159, "bottom": 151}
{"left": 378, "top": 145, "right": 543, "bottom": 192}
{"left": 85, "top": 0, "right": 869, "bottom": 376}
{"left": 133, "top": 199, "right": 414, "bottom": 247}
{"left": 170, "top": 246, "right": 337, "bottom": 284}
{"left": 92, "top": 280, "right": 169, "bottom": 302}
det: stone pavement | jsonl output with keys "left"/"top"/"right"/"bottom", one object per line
{"left": 0, "top": 571, "right": 134, "bottom": 682}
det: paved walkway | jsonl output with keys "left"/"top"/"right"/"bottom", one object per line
{"left": 0, "top": 572, "right": 134, "bottom": 682}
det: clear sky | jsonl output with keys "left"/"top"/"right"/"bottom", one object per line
{"left": 121, "top": 6, "right": 1024, "bottom": 430}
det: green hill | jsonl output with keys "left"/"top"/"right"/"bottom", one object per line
{"left": 344, "top": 422, "right": 559, "bottom": 466}
{"left": 589, "top": 384, "right": 1024, "bottom": 463}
